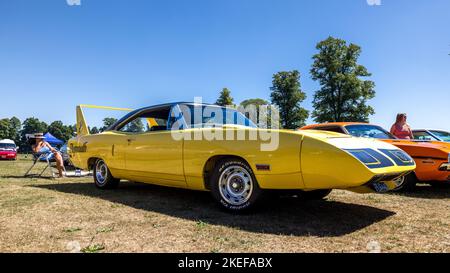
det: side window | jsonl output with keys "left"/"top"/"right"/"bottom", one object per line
{"left": 117, "top": 108, "right": 170, "bottom": 133}
{"left": 118, "top": 117, "right": 149, "bottom": 133}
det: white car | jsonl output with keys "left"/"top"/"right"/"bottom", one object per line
{"left": 0, "top": 139, "right": 18, "bottom": 160}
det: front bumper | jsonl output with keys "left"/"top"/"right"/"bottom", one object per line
{"left": 346, "top": 171, "right": 409, "bottom": 194}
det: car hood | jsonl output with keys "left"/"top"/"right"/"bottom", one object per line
{"left": 382, "top": 139, "right": 450, "bottom": 160}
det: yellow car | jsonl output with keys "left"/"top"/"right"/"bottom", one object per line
{"left": 68, "top": 102, "right": 415, "bottom": 212}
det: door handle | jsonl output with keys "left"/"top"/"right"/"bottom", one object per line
{"left": 127, "top": 138, "right": 136, "bottom": 143}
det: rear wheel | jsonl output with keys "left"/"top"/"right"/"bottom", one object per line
{"left": 393, "top": 172, "right": 417, "bottom": 192}
{"left": 94, "top": 159, "right": 120, "bottom": 189}
{"left": 298, "top": 189, "right": 332, "bottom": 200}
{"left": 209, "top": 159, "right": 264, "bottom": 212}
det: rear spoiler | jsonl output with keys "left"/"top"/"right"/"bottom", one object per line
{"left": 76, "top": 104, "right": 133, "bottom": 136}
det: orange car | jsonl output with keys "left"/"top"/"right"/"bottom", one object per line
{"left": 300, "top": 122, "right": 450, "bottom": 191}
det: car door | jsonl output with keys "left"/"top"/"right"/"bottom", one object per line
{"left": 120, "top": 107, "right": 186, "bottom": 188}
{"left": 97, "top": 132, "right": 129, "bottom": 175}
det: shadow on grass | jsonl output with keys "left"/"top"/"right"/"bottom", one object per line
{"left": 2, "top": 175, "right": 55, "bottom": 180}
{"left": 389, "top": 183, "right": 450, "bottom": 200}
{"left": 33, "top": 181, "right": 395, "bottom": 237}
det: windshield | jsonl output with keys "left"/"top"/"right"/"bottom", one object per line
{"left": 180, "top": 104, "right": 257, "bottom": 129}
{"left": 345, "top": 124, "right": 395, "bottom": 139}
{"left": 430, "top": 130, "right": 450, "bottom": 142}
{"left": 413, "top": 131, "right": 438, "bottom": 141}
{"left": 0, "top": 143, "right": 16, "bottom": 150}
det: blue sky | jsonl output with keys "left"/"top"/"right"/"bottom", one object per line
{"left": 0, "top": 0, "right": 449, "bottom": 130}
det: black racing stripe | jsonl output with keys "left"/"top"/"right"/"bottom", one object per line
{"left": 344, "top": 149, "right": 394, "bottom": 169}
{"left": 379, "top": 149, "right": 416, "bottom": 166}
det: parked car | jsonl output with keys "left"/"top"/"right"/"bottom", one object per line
{"left": 301, "top": 123, "right": 450, "bottom": 191}
{"left": 60, "top": 144, "right": 71, "bottom": 166}
{"left": 0, "top": 139, "right": 18, "bottom": 160}
{"left": 68, "top": 103, "right": 415, "bottom": 212}
{"left": 413, "top": 129, "right": 450, "bottom": 142}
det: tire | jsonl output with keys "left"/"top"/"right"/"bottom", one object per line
{"left": 209, "top": 159, "right": 264, "bottom": 212}
{"left": 298, "top": 189, "right": 332, "bottom": 200}
{"left": 93, "top": 159, "right": 120, "bottom": 189}
{"left": 393, "top": 172, "right": 417, "bottom": 192}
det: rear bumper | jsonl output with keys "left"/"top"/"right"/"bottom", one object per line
{"left": 0, "top": 154, "right": 17, "bottom": 160}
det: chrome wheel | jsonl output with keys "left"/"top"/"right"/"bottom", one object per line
{"left": 218, "top": 166, "right": 254, "bottom": 206}
{"left": 393, "top": 175, "right": 406, "bottom": 189}
{"left": 96, "top": 160, "right": 108, "bottom": 185}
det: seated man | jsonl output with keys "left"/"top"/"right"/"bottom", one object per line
{"left": 31, "top": 133, "right": 65, "bottom": 178}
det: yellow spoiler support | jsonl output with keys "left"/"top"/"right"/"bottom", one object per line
{"left": 76, "top": 104, "right": 133, "bottom": 136}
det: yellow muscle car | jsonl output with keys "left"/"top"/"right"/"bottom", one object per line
{"left": 68, "top": 102, "right": 415, "bottom": 212}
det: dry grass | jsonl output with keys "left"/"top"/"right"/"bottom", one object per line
{"left": 0, "top": 155, "right": 449, "bottom": 253}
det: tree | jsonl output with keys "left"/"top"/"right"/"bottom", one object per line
{"left": 240, "top": 98, "right": 269, "bottom": 108}
{"left": 20, "top": 118, "right": 48, "bottom": 151}
{"left": 310, "top": 36, "right": 376, "bottom": 123}
{"left": 90, "top": 127, "right": 100, "bottom": 134}
{"left": 48, "top": 121, "right": 75, "bottom": 142}
{"left": 216, "top": 88, "right": 234, "bottom": 106}
{"left": 9, "top": 117, "right": 21, "bottom": 144}
{"left": 270, "top": 70, "right": 309, "bottom": 129}
{"left": 0, "top": 119, "right": 9, "bottom": 140}
{"left": 101, "top": 117, "right": 118, "bottom": 132}
{"left": 0, "top": 117, "right": 21, "bottom": 143}
{"left": 240, "top": 98, "right": 269, "bottom": 125}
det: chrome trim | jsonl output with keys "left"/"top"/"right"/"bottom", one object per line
{"left": 439, "top": 163, "right": 450, "bottom": 172}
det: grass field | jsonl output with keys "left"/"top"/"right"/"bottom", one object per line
{"left": 0, "top": 155, "right": 449, "bottom": 253}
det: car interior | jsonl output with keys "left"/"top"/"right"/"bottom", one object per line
{"left": 117, "top": 107, "right": 171, "bottom": 133}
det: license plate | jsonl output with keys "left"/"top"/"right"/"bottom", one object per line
{"left": 1, "top": 156, "right": 6, "bottom": 159}
{"left": 372, "top": 182, "right": 389, "bottom": 193}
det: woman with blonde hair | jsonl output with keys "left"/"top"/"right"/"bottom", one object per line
{"left": 390, "top": 113, "right": 414, "bottom": 140}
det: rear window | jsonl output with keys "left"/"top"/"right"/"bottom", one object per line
{"left": 0, "top": 143, "right": 16, "bottom": 150}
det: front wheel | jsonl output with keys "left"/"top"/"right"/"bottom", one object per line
{"left": 94, "top": 159, "right": 120, "bottom": 189}
{"left": 393, "top": 172, "right": 417, "bottom": 192}
{"left": 209, "top": 159, "right": 264, "bottom": 212}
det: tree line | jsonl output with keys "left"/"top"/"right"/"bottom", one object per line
{"left": 216, "top": 36, "right": 376, "bottom": 129}
{"left": 0, "top": 116, "right": 119, "bottom": 152}
{"left": 0, "top": 36, "right": 375, "bottom": 149}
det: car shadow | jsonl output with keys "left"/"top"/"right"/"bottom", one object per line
{"left": 33, "top": 181, "right": 395, "bottom": 237}
{"left": 389, "top": 183, "right": 450, "bottom": 199}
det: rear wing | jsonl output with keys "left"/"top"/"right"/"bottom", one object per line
{"left": 76, "top": 104, "right": 133, "bottom": 136}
